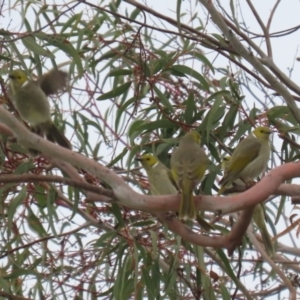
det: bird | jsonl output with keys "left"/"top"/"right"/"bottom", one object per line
{"left": 220, "top": 154, "right": 274, "bottom": 256}
{"left": 8, "top": 69, "right": 72, "bottom": 152}
{"left": 218, "top": 126, "right": 271, "bottom": 195}
{"left": 170, "top": 130, "right": 210, "bottom": 220}
{"left": 137, "top": 153, "right": 213, "bottom": 230}
{"left": 135, "top": 154, "right": 177, "bottom": 196}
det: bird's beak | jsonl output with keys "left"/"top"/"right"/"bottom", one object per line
{"left": 135, "top": 157, "right": 142, "bottom": 161}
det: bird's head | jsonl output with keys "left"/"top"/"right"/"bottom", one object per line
{"left": 183, "top": 130, "right": 201, "bottom": 144}
{"left": 136, "top": 154, "right": 158, "bottom": 169}
{"left": 9, "top": 70, "right": 29, "bottom": 88}
{"left": 221, "top": 156, "right": 231, "bottom": 171}
{"left": 253, "top": 126, "right": 271, "bottom": 141}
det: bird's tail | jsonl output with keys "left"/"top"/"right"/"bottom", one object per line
{"left": 253, "top": 204, "right": 274, "bottom": 257}
{"left": 47, "top": 123, "right": 72, "bottom": 149}
{"left": 260, "top": 226, "right": 274, "bottom": 257}
{"left": 28, "top": 127, "right": 43, "bottom": 156}
{"left": 218, "top": 186, "right": 224, "bottom": 195}
{"left": 179, "top": 178, "right": 195, "bottom": 220}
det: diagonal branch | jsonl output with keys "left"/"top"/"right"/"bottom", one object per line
{"left": 198, "top": 0, "right": 300, "bottom": 125}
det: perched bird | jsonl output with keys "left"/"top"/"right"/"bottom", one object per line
{"left": 137, "top": 153, "right": 213, "bottom": 230}
{"left": 8, "top": 69, "right": 72, "bottom": 151}
{"left": 170, "top": 131, "right": 210, "bottom": 220}
{"left": 135, "top": 154, "right": 177, "bottom": 196}
{"left": 218, "top": 126, "right": 271, "bottom": 195}
{"left": 221, "top": 155, "right": 274, "bottom": 256}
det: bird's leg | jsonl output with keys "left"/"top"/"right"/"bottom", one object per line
{"left": 241, "top": 177, "right": 257, "bottom": 189}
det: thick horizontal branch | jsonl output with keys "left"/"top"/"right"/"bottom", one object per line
{"left": 1, "top": 107, "right": 299, "bottom": 256}
{"left": 0, "top": 106, "right": 299, "bottom": 215}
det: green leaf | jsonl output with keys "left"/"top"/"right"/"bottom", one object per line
{"left": 202, "top": 96, "right": 225, "bottom": 142}
{"left": 202, "top": 168, "right": 217, "bottom": 195}
{"left": 35, "top": 32, "right": 83, "bottom": 76}
{"left": 60, "top": 13, "right": 82, "bottom": 34}
{"left": 109, "top": 203, "right": 125, "bottom": 227}
{"left": 275, "top": 195, "right": 286, "bottom": 224}
{"left": 149, "top": 230, "right": 158, "bottom": 259}
{"left": 219, "top": 104, "right": 239, "bottom": 139}
{"left": 47, "top": 187, "right": 58, "bottom": 236}
{"left": 95, "top": 49, "right": 120, "bottom": 63}
{"left": 113, "top": 253, "right": 133, "bottom": 300}
{"left": 14, "top": 160, "right": 35, "bottom": 174}
{"left": 216, "top": 249, "right": 239, "bottom": 285}
{"left": 108, "top": 69, "right": 133, "bottom": 77}
{"left": 22, "top": 36, "right": 55, "bottom": 58}
{"left": 268, "top": 105, "right": 300, "bottom": 127}
{"left": 153, "top": 58, "right": 169, "bottom": 75}
{"left": 0, "top": 276, "right": 10, "bottom": 292}
{"left": 183, "top": 93, "right": 197, "bottom": 124}
{"left": 107, "top": 147, "right": 128, "bottom": 168}
{"left": 27, "top": 206, "right": 48, "bottom": 237}
{"left": 194, "top": 51, "right": 215, "bottom": 73}
{"left": 220, "top": 283, "right": 231, "bottom": 300}
{"left": 171, "top": 65, "right": 210, "bottom": 91}
{"left": 4, "top": 269, "right": 40, "bottom": 279}
{"left": 97, "top": 82, "right": 132, "bottom": 101}
{"left": 205, "top": 90, "right": 231, "bottom": 103}
{"left": 115, "top": 96, "right": 137, "bottom": 132}
{"left": 7, "top": 187, "right": 26, "bottom": 237}
{"left": 231, "top": 122, "right": 252, "bottom": 145}
{"left": 142, "top": 267, "right": 157, "bottom": 300}
{"left": 130, "top": 8, "right": 141, "bottom": 19}
{"left": 94, "top": 231, "right": 117, "bottom": 247}
{"left": 70, "top": 188, "right": 81, "bottom": 220}
{"left": 153, "top": 85, "right": 174, "bottom": 111}
{"left": 136, "top": 119, "right": 176, "bottom": 132}
{"left": 249, "top": 106, "right": 260, "bottom": 122}
{"left": 128, "top": 120, "right": 145, "bottom": 144}
{"left": 127, "top": 145, "right": 142, "bottom": 169}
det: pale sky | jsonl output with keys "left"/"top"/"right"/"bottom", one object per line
{"left": 2, "top": 1, "right": 300, "bottom": 298}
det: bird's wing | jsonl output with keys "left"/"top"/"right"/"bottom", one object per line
{"left": 167, "top": 169, "right": 179, "bottom": 190}
{"left": 37, "top": 69, "right": 68, "bottom": 96}
{"left": 220, "top": 137, "right": 261, "bottom": 185}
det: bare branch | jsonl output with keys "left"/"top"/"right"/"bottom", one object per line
{"left": 246, "top": 0, "right": 273, "bottom": 58}
{"left": 198, "top": 0, "right": 300, "bottom": 124}
{"left": 247, "top": 226, "right": 295, "bottom": 296}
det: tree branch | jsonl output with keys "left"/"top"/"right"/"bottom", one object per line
{"left": 1, "top": 107, "right": 300, "bottom": 253}
{"left": 0, "top": 174, "right": 113, "bottom": 199}
{"left": 198, "top": 0, "right": 300, "bottom": 125}
{"left": 247, "top": 226, "right": 295, "bottom": 297}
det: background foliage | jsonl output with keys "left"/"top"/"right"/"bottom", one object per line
{"left": 0, "top": 0, "right": 300, "bottom": 299}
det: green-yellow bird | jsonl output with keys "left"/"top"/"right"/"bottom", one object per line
{"left": 137, "top": 153, "right": 213, "bottom": 230}
{"left": 170, "top": 131, "right": 209, "bottom": 220}
{"left": 219, "top": 126, "right": 271, "bottom": 195}
{"left": 136, "top": 154, "right": 177, "bottom": 196}
{"left": 8, "top": 69, "right": 72, "bottom": 150}
{"left": 221, "top": 154, "right": 274, "bottom": 256}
